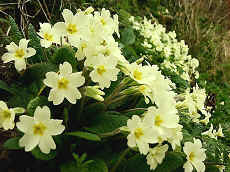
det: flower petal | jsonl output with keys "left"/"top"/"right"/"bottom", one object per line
{"left": 48, "top": 88, "right": 65, "bottom": 105}
{"left": 34, "top": 106, "right": 51, "bottom": 121}
{"left": 14, "top": 59, "right": 26, "bottom": 71}
{"left": 64, "top": 87, "right": 81, "bottom": 104}
{"left": 16, "top": 115, "right": 34, "bottom": 134}
{"left": 19, "top": 134, "right": 39, "bottom": 152}
{"left": 19, "top": 39, "right": 29, "bottom": 49}
{"left": 44, "top": 72, "right": 59, "bottom": 88}
{"left": 25, "top": 48, "right": 36, "bottom": 58}
{"left": 59, "top": 62, "right": 72, "bottom": 75}
{"left": 6, "top": 42, "right": 18, "bottom": 52}
{"left": 38, "top": 135, "right": 56, "bottom": 154}
{"left": 46, "top": 119, "right": 65, "bottom": 136}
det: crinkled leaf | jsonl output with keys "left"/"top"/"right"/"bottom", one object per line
{"left": 121, "top": 27, "right": 136, "bottom": 45}
{"left": 27, "top": 96, "right": 49, "bottom": 116}
{"left": 8, "top": 16, "right": 23, "bottom": 44}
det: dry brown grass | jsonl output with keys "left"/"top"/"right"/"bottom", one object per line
{"left": 168, "top": 0, "right": 230, "bottom": 81}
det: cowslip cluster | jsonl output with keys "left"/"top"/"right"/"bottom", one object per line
{"left": 129, "top": 16, "right": 199, "bottom": 81}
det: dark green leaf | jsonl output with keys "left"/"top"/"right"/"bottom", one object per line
{"left": 3, "top": 137, "right": 22, "bottom": 150}
{"left": 28, "top": 24, "right": 44, "bottom": 63}
{"left": 51, "top": 46, "right": 77, "bottom": 69}
{"left": 31, "top": 147, "right": 56, "bottom": 160}
{"left": 8, "top": 16, "right": 23, "bottom": 44}
{"left": 86, "top": 111, "right": 128, "bottom": 134}
{"left": 66, "top": 131, "right": 101, "bottom": 141}
{"left": 121, "top": 27, "right": 136, "bottom": 45}
{"left": 27, "top": 96, "right": 49, "bottom": 116}
{"left": 87, "top": 159, "right": 108, "bottom": 172}
{"left": 0, "top": 80, "right": 17, "bottom": 94}
{"left": 22, "top": 63, "right": 58, "bottom": 82}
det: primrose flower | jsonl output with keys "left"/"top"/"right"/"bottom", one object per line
{"left": 201, "top": 124, "right": 217, "bottom": 139}
{"left": 89, "top": 55, "right": 120, "bottom": 89}
{"left": 54, "top": 9, "right": 89, "bottom": 46}
{"left": 126, "top": 115, "right": 156, "bottom": 155}
{"left": 183, "top": 138, "right": 206, "bottom": 172}
{"left": 2, "top": 39, "right": 36, "bottom": 71}
{"left": 16, "top": 106, "right": 65, "bottom": 154}
{"left": 146, "top": 144, "right": 168, "bottom": 170}
{"left": 38, "top": 23, "right": 60, "bottom": 48}
{"left": 0, "top": 101, "right": 15, "bottom": 130}
{"left": 44, "top": 62, "right": 85, "bottom": 105}
{"left": 143, "top": 105, "right": 179, "bottom": 141}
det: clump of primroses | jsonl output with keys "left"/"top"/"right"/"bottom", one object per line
{"left": 1, "top": 7, "right": 219, "bottom": 171}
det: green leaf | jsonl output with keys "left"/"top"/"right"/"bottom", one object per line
{"left": 124, "top": 154, "right": 151, "bottom": 172}
{"left": 22, "top": 63, "right": 58, "bottom": 82}
{"left": 66, "top": 131, "right": 101, "bottom": 141}
{"left": 27, "top": 96, "right": 49, "bottom": 116}
{"left": 154, "top": 152, "right": 185, "bottom": 172}
{"left": 28, "top": 24, "right": 44, "bottom": 63}
{"left": 87, "top": 159, "right": 108, "bottom": 172}
{"left": 3, "top": 137, "right": 22, "bottom": 150}
{"left": 8, "top": 16, "right": 23, "bottom": 44}
{"left": 0, "top": 80, "right": 17, "bottom": 94}
{"left": 86, "top": 111, "right": 128, "bottom": 134}
{"left": 51, "top": 46, "right": 77, "bottom": 69}
{"left": 121, "top": 27, "right": 136, "bottom": 45}
{"left": 60, "top": 161, "right": 79, "bottom": 172}
{"left": 31, "top": 147, "right": 56, "bottom": 160}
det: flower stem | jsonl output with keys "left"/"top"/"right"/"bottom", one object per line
{"left": 111, "top": 148, "right": 130, "bottom": 172}
{"left": 37, "top": 84, "right": 46, "bottom": 96}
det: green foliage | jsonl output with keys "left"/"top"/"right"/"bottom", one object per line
{"left": 8, "top": 16, "right": 23, "bottom": 44}
{"left": 86, "top": 111, "right": 128, "bottom": 134}
{"left": 0, "top": 80, "right": 17, "bottom": 95}
{"left": 26, "top": 96, "right": 49, "bottom": 116}
{"left": 22, "top": 63, "right": 58, "bottom": 83}
{"left": 27, "top": 24, "right": 44, "bottom": 63}
{"left": 121, "top": 27, "right": 136, "bottom": 45}
{"left": 66, "top": 131, "right": 101, "bottom": 142}
{"left": 31, "top": 147, "right": 57, "bottom": 160}
{"left": 51, "top": 46, "right": 77, "bottom": 69}
{"left": 3, "top": 137, "right": 22, "bottom": 150}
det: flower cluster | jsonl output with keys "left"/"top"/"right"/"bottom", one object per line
{"left": 176, "top": 85, "right": 211, "bottom": 123}
{"left": 129, "top": 16, "right": 199, "bottom": 81}
{"left": 202, "top": 124, "right": 224, "bottom": 139}
{"left": 0, "top": 7, "right": 218, "bottom": 171}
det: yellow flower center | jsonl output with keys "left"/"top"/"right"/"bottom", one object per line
{"left": 154, "top": 115, "right": 163, "bottom": 127}
{"left": 67, "top": 24, "right": 78, "bottom": 34}
{"left": 189, "top": 152, "right": 195, "bottom": 161}
{"left": 101, "top": 18, "right": 106, "bottom": 25}
{"left": 139, "top": 85, "right": 146, "bottom": 93}
{"left": 100, "top": 40, "right": 107, "bottom": 46}
{"left": 44, "top": 33, "right": 53, "bottom": 41}
{"left": 15, "top": 49, "right": 25, "bottom": 58}
{"left": 33, "top": 123, "right": 46, "bottom": 136}
{"left": 97, "top": 66, "right": 106, "bottom": 76}
{"left": 134, "top": 128, "right": 144, "bottom": 139}
{"left": 58, "top": 78, "right": 69, "bottom": 89}
{"left": 133, "top": 69, "right": 142, "bottom": 80}
{"left": 103, "top": 49, "right": 111, "bottom": 56}
{"left": 2, "top": 110, "right": 11, "bottom": 119}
